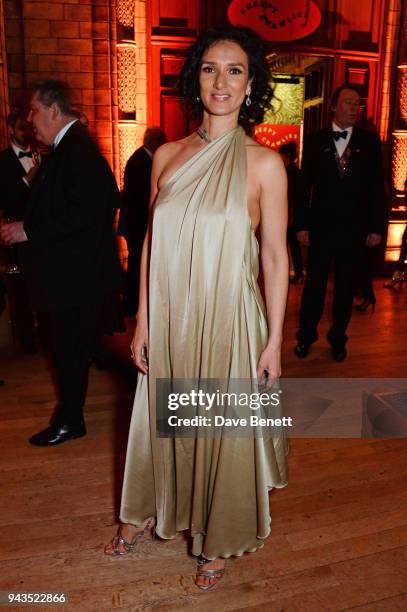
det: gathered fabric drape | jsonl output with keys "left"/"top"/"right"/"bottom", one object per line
{"left": 120, "top": 126, "right": 288, "bottom": 559}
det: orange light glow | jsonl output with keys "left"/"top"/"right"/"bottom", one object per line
{"left": 392, "top": 132, "right": 407, "bottom": 193}
{"left": 385, "top": 221, "right": 407, "bottom": 262}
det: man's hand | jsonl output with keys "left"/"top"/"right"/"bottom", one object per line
{"left": 0, "top": 221, "right": 28, "bottom": 245}
{"left": 296, "top": 230, "right": 310, "bottom": 247}
{"left": 366, "top": 233, "right": 382, "bottom": 248}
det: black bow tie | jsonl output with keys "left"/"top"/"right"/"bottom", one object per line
{"left": 18, "top": 151, "right": 32, "bottom": 159}
{"left": 332, "top": 130, "right": 348, "bottom": 141}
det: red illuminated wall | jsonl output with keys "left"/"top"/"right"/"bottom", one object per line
{"left": 148, "top": 0, "right": 200, "bottom": 140}
{"left": 207, "top": 0, "right": 388, "bottom": 132}
{"left": 1, "top": 0, "right": 403, "bottom": 269}
{"left": 1, "top": 0, "right": 399, "bottom": 180}
{"left": 0, "top": 1, "right": 9, "bottom": 149}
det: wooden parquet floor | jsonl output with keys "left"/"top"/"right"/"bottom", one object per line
{"left": 0, "top": 281, "right": 406, "bottom": 611}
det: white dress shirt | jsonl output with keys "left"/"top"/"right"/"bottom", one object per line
{"left": 54, "top": 119, "right": 78, "bottom": 148}
{"left": 143, "top": 146, "right": 153, "bottom": 159}
{"left": 11, "top": 142, "right": 34, "bottom": 175}
{"left": 332, "top": 121, "right": 353, "bottom": 158}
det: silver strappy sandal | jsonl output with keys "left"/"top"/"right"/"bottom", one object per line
{"left": 195, "top": 556, "right": 225, "bottom": 591}
{"left": 104, "top": 517, "right": 156, "bottom": 557}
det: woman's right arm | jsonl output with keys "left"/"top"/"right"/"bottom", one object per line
{"left": 130, "top": 144, "right": 173, "bottom": 373}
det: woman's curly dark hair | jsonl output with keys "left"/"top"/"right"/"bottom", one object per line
{"left": 179, "top": 26, "right": 274, "bottom": 134}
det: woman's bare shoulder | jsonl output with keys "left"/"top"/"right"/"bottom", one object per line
{"left": 245, "top": 135, "right": 285, "bottom": 178}
{"left": 154, "top": 141, "right": 182, "bottom": 162}
{"left": 246, "top": 135, "right": 282, "bottom": 163}
{"left": 154, "top": 135, "right": 194, "bottom": 168}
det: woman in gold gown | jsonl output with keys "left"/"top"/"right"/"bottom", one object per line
{"left": 105, "top": 26, "right": 289, "bottom": 590}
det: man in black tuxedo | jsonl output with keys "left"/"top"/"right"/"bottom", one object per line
{"left": 118, "top": 127, "right": 166, "bottom": 316}
{"left": 0, "top": 112, "right": 40, "bottom": 219}
{"left": 1, "top": 80, "right": 122, "bottom": 446}
{"left": 294, "top": 84, "right": 386, "bottom": 361}
{"left": 0, "top": 111, "right": 40, "bottom": 352}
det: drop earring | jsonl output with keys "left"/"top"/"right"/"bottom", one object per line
{"left": 245, "top": 92, "right": 252, "bottom": 107}
{"left": 196, "top": 96, "right": 201, "bottom": 102}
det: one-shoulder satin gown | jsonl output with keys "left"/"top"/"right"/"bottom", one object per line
{"left": 120, "top": 126, "right": 288, "bottom": 560}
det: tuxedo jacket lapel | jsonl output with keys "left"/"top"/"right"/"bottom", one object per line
{"left": 6, "top": 146, "right": 26, "bottom": 179}
{"left": 320, "top": 129, "right": 340, "bottom": 177}
{"left": 26, "top": 123, "right": 80, "bottom": 213}
{"left": 25, "top": 146, "right": 61, "bottom": 217}
{"left": 342, "top": 128, "right": 363, "bottom": 182}
{"left": 324, "top": 128, "right": 358, "bottom": 179}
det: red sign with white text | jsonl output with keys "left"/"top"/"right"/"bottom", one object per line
{"left": 255, "top": 124, "right": 301, "bottom": 151}
{"left": 228, "top": 0, "right": 321, "bottom": 41}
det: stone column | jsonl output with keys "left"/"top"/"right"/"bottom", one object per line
{"left": 115, "top": 0, "right": 147, "bottom": 189}
{"left": 379, "top": 0, "right": 403, "bottom": 149}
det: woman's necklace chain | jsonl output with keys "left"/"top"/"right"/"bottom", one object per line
{"left": 197, "top": 126, "right": 212, "bottom": 143}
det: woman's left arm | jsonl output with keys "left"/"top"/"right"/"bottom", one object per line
{"left": 256, "top": 150, "right": 288, "bottom": 384}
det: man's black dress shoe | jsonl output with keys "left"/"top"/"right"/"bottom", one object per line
{"left": 29, "top": 423, "right": 86, "bottom": 447}
{"left": 331, "top": 347, "right": 347, "bottom": 362}
{"left": 294, "top": 342, "right": 310, "bottom": 358}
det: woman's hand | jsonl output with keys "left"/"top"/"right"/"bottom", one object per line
{"left": 131, "top": 319, "right": 149, "bottom": 374}
{"left": 256, "top": 345, "right": 281, "bottom": 389}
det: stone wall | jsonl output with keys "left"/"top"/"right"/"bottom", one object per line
{"left": 3, "top": 0, "right": 116, "bottom": 165}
